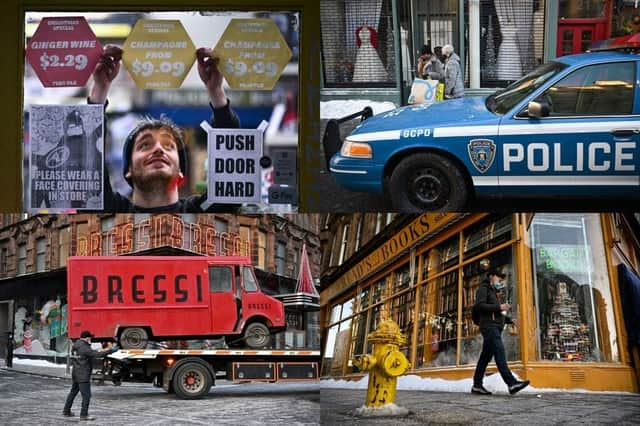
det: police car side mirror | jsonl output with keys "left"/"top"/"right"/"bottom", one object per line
{"left": 527, "top": 101, "right": 549, "bottom": 119}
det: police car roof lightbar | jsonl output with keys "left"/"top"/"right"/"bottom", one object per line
{"left": 588, "top": 34, "right": 640, "bottom": 52}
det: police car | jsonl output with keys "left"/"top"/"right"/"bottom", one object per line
{"left": 324, "top": 38, "right": 640, "bottom": 211}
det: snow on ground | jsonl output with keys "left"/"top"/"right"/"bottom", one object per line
{"left": 320, "top": 100, "right": 397, "bottom": 120}
{"left": 321, "top": 373, "right": 636, "bottom": 396}
{"left": 12, "top": 358, "right": 67, "bottom": 368}
{"left": 355, "top": 402, "right": 409, "bottom": 417}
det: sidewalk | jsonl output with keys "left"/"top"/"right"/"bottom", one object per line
{"left": 5, "top": 357, "right": 71, "bottom": 379}
{"left": 320, "top": 374, "right": 640, "bottom": 426}
{"left": 320, "top": 388, "right": 640, "bottom": 425}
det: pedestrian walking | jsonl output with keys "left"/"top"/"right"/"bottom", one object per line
{"left": 63, "top": 330, "right": 118, "bottom": 421}
{"left": 471, "top": 269, "right": 529, "bottom": 395}
{"left": 442, "top": 44, "right": 464, "bottom": 99}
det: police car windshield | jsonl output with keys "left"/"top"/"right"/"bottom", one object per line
{"left": 487, "top": 61, "right": 568, "bottom": 115}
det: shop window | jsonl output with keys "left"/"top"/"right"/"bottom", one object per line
{"left": 357, "top": 285, "right": 371, "bottom": 312}
{"left": 371, "top": 277, "right": 388, "bottom": 304}
{"left": 463, "top": 215, "right": 512, "bottom": 259}
{"left": 323, "top": 298, "right": 354, "bottom": 376}
{"left": 530, "top": 213, "right": 619, "bottom": 362}
{"left": 365, "top": 304, "right": 382, "bottom": 354}
{"left": 390, "top": 288, "right": 415, "bottom": 358}
{"left": 321, "top": 0, "right": 395, "bottom": 87}
{"left": 468, "top": 0, "right": 546, "bottom": 87}
{"left": 350, "top": 311, "right": 368, "bottom": 372}
{"left": 542, "top": 62, "right": 635, "bottom": 116}
{"left": 393, "top": 263, "right": 411, "bottom": 292}
{"left": 460, "top": 247, "right": 518, "bottom": 364}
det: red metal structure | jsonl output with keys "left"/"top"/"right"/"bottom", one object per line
{"left": 557, "top": 0, "right": 612, "bottom": 56}
{"left": 67, "top": 256, "right": 286, "bottom": 349}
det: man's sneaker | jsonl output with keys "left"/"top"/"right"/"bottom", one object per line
{"left": 471, "top": 385, "right": 492, "bottom": 395}
{"left": 62, "top": 411, "right": 75, "bottom": 417}
{"left": 79, "top": 416, "right": 95, "bottom": 421}
{"left": 509, "top": 380, "right": 530, "bottom": 395}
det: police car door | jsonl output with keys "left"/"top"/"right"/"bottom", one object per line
{"left": 498, "top": 60, "right": 639, "bottom": 197}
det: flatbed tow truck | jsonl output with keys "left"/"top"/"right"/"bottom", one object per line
{"left": 99, "top": 348, "right": 320, "bottom": 399}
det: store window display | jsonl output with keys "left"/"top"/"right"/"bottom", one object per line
{"left": 530, "top": 213, "right": 619, "bottom": 362}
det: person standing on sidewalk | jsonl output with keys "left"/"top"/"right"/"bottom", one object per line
{"left": 471, "top": 269, "right": 529, "bottom": 396}
{"left": 63, "top": 330, "right": 118, "bottom": 421}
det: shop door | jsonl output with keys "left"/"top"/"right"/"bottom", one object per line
{"left": 557, "top": 25, "right": 597, "bottom": 56}
{"left": 0, "top": 301, "right": 14, "bottom": 365}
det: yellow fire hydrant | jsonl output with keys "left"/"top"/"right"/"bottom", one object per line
{"left": 352, "top": 318, "right": 410, "bottom": 407}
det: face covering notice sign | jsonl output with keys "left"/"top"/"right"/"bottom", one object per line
{"left": 29, "top": 104, "right": 104, "bottom": 212}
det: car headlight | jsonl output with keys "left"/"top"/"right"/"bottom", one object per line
{"left": 341, "top": 140, "right": 372, "bottom": 159}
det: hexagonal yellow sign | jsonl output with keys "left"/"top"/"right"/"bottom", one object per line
{"left": 122, "top": 20, "right": 196, "bottom": 90}
{"left": 214, "top": 18, "right": 292, "bottom": 90}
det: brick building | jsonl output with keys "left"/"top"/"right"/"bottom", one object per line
{"left": 0, "top": 213, "right": 322, "bottom": 359}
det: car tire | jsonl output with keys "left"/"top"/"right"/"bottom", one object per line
{"left": 243, "top": 322, "right": 271, "bottom": 349}
{"left": 119, "top": 327, "right": 149, "bottom": 350}
{"left": 389, "top": 153, "right": 468, "bottom": 211}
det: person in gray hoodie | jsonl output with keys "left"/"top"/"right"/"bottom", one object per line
{"left": 63, "top": 331, "right": 118, "bottom": 421}
{"left": 442, "top": 44, "right": 464, "bottom": 99}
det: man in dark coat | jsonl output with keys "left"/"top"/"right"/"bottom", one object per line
{"left": 89, "top": 45, "right": 241, "bottom": 213}
{"left": 63, "top": 330, "right": 117, "bottom": 420}
{"left": 471, "top": 269, "right": 530, "bottom": 396}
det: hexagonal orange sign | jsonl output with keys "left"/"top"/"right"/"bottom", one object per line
{"left": 122, "top": 20, "right": 196, "bottom": 89}
{"left": 214, "top": 18, "right": 292, "bottom": 90}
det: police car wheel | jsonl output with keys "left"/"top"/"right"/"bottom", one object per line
{"left": 389, "top": 153, "right": 468, "bottom": 211}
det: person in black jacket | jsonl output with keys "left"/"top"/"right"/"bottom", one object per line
{"left": 63, "top": 330, "right": 118, "bottom": 420}
{"left": 89, "top": 45, "right": 241, "bottom": 212}
{"left": 471, "top": 269, "right": 530, "bottom": 396}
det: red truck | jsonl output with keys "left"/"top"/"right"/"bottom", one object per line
{"left": 67, "top": 256, "right": 286, "bottom": 349}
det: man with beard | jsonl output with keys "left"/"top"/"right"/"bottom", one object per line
{"left": 89, "top": 45, "right": 240, "bottom": 212}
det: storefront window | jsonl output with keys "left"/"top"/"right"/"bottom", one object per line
{"left": 320, "top": 0, "right": 396, "bottom": 87}
{"left": 464, "top": 215, "right": 512, "bottom": 258}
{"left": 390, "top": 288, "right": 415, "bottom": 358}
{"left": 460, "top": 246, "right": 518, "bottom": 364}
{"left": 468, "top": 0, "right": 546, "bottom": 87}
{"left": 323, "top": 297, "right": 355, "bottom": 376}
{"left": 530, "top": 213, "right": 619, "bottom": 362}
{"left": 393, "top": 263, "right": 411, "bottom": 291}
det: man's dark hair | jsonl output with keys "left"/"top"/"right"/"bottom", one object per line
{"left": 122, "top": 115, "right": 187, "bottom": 186}
{"left": 487, "top": 269, "right": 506, "bottom": 279}
{"left": 420, "top": 44, "right": 432, "bottom": 56}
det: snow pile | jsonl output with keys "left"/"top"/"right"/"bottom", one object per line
{"left": 320, "top": 100, "right": 396, "bottom": 120}
{"left": 354, "top": 402, "right": 409, "bottom": 417}
{"left": 13, "top": 358, "right": 67, "bottom": 368}
{"left": 13, "top": 340, "right": 49, "bottom": 355}
{"left": 321, "top": 373, "right": 635, "bottom": 395}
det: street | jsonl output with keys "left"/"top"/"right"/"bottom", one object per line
{"left": 0, "top": 368, "right": 320, "bottom": 425}
{"left": 320, "top": 388, "right": 640, "bottom": 425}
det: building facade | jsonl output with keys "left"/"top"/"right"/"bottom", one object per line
{"left": 0, "top": 213, "right": 322, "bottom": 360}
{"left": 320, "top": 0, "right": 634, "bottom": 104}
{"left": 320, "top": 212, "right": 640, "bottom": 392}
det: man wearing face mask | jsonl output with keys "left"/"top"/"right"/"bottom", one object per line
{"left": 471, "top": 269, "right": 530, "bottom": 396}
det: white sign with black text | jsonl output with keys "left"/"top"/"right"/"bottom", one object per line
{"left": 201, "top": 121, "right": 266, "bottom": 205}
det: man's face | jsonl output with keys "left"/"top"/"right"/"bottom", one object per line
{"left": 126, "top": 128, "right": 182, "bottom": 188}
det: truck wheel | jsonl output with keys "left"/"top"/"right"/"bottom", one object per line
{"left": 243, "top": 323, "right": 271, "bottom": 349}
{"left": 120, "top": 327, "right": 149, "bottom": 349}
{"left": 389, "top": 153, "right": 468, "bottom": 211}
{"left": 172, "top": 363, "right": 212, "bottom": 399}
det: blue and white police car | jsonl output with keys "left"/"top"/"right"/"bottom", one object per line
{"left": 324, "top": 41, "right": 640, "bottom": 211}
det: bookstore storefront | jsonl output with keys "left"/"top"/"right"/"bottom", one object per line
{"left": 321, "top": 213, "right": 639, "bottom": 392}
